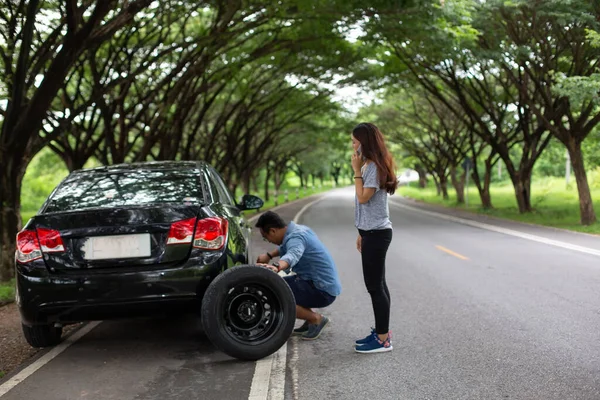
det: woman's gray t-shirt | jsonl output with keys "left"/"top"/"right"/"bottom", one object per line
{"left": 354, "top": 162, "right": 393, "bottom": 231}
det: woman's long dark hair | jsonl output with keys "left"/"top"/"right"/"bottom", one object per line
{"left": 352, "top": 122, "right": 398, "bottom": 195}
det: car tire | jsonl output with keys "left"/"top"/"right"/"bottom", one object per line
{"left": 22, "top": 323, "right": 63, "bottom": 348}
{"left": 201, "top": 265, "right": 296, "bottom": 361}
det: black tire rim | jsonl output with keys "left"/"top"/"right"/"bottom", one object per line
{"left": 223, "top": 282, "right": 285, "bottom": 345}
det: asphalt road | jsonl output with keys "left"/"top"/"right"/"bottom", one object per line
{"left": 1, "top": 187, "right": 599, "bottom": 400}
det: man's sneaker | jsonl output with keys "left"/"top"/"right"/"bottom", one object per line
{"left": 302, "top": 315, "right": 329, "bottom": 340}
{"left": 292, "top": 321, "right": 309, "bottom": 336}
{"left": 355, "top": 329, "right": 392, "bottom": 346}
{"left": 355, "top": 335, "right": 393, "bottom": 354}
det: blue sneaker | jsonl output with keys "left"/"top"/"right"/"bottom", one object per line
{"left": 355, "top": 328, "right": 377, "bottom": 346}
{"left": 355, "top": 335, "right": 393, "bottom": 354}
{"left": 302, "top": 315, "right": 329, "bottom": 340}
{"left": 355, "top": 328, "right": 392, "bottom": 346}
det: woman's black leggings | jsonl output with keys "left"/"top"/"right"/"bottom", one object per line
{"left": 359, "top": 228, "right": 393, "bottom": 335}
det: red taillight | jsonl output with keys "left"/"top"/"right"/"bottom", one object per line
{"left": 36, "top": 228, "right": 65, "bottom": 253}
{"left": 167, "top": 218, "right": 196, "bottom": 245}
{"left": 16, "top": 230, "right": 43, "bottom": 263}
{"left": 194, "top": 217, "right": 228, "bottom": 250}
{"left": 167, "top": 217, "right": 228, "bottom": 250}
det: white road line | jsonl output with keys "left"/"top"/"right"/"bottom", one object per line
{"left": 290, "top": 337, "right": 300, "bottom": 400}
{"left": 248, "top": 355, "right": 275, "bottom": 400}
{"left": 247, "top": 194, "right": 327, "bottom": 400}
{"left": 247, "top": 191, "right": 326, "bottom": 224}
{"left": 0, "top": 321, "right": 101, "bottom": 397}
{"left": 267, "top": 343, "right": 287, "bottom": 399}
{"left": 292, "top": 197, "right": 325, "bottom": 224}
{"left": 391, "top": 200, "right": 600, "bottom": 257}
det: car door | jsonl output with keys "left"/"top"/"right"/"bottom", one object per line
{"left": 206, "top": 168, "right": 250, "bottom": 265}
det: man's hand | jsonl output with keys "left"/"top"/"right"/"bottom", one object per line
{"left": 256, "top": 253, "right": 271, "bottom": 264}
{"left": 356, "top": 235, "right": 362, "bottom": 253}
{"left": 265, "top": 265, "right": 278, "bottom": 273}
{"left": 257, "top": 263, "right": 279, "bottom": 273}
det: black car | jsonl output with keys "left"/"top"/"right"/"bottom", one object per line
{"left": 15, "top": 161, "right": 295, "bottom": 361}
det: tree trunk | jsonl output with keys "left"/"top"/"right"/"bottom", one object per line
{"left": 242, "top": 170, "right": 251, "bottom": 195}
{"left": 481, "top": 163, "right": 493, "bottom": 209}
{"left": 432, "top": 174, "right": 441, "bottom": 196}
{"left": 230, "top": 183, "right": 238, "bottom": 200}
{"left": 567, "top": 139, "right": 596, "bottom": 225}
{"left": 0, "top": 154, "right": 28, "bottom": 282}
{"left": 515, "top": 178, "right": 532, "bottom": 213}
{"left": 274, "top": 163, "right": 286, "bottom": 192}
{"left": 264, "top": 165, "right": 271, "bottom": 202}
{"left": 68, "top": 157, "right": 86, "bottom": 172}
{"left": 60, "top": 153, "right": 77, "bottom": 172}
{"left": 274, "top": 171, "right": 284, "bottom": 191}
{"left": 331, "top": 163, "right": 342, "bottom": 186}
{"left": 293, "top": 164, "right": 304, "bottom": 188}
{"left": 331, "top": 170, "right": 340, "bottom": 186}
{"left": 67, "top": 153, "right": 88, "bottom": 172}
{"left": 509, "top": 170, "right": 533, "bottom": 213}
{"left": 450, "top": 165, "right": 465, "bottom": 204}
{"left": 51, "top": 147, "right": 85, "bottom": 173}
{"left": 470, "top": 154, "right": 494, "bottom": 209}
{"left": 416, "top": 166, "right": 428, "bottom": 188}
{"left": 439, "top": 174, "right": 449, "bottom": 200}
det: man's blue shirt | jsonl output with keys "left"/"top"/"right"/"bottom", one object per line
{"left": 279, "top": 222, "right": 342, "bottom": 297}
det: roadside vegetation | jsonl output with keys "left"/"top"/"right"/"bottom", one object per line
{"left": 400, "top": 178, "right": 600, "bottom": 234}
{"left": 0, "top": 279, "right": 15, "bottom": 305}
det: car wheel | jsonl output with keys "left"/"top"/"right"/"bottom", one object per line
{"left": 201, "top": 265, "right": 296, "bottom": 361}
{"left": 22, "top": 323, "right": 63, "bottom": 348}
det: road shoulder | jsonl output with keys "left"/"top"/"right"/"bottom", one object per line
{"left": 393, "top": 196, "right": 600, "bottom": 252}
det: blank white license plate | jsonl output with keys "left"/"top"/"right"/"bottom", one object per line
{"left": 82, "top": 234, "right": 151, "bottom": 260}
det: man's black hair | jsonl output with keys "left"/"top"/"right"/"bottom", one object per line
{"left": 255, "top": 211, "right": 287, "bottom": 231}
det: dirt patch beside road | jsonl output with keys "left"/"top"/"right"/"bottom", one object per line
{"left": 0, "top": 304, "right": 82, "bottom": 380}
{"left": 0, "top": 303, "right": 39, "bottom": 378}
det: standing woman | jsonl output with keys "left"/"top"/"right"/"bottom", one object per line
{"left": 351, "top": 122, "right": 398, "bottom": 354}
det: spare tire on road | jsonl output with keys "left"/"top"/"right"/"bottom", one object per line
{"left": 201, "top": 265, "right": 296, "bottom": 361}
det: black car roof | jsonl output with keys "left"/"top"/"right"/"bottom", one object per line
{"left": 70, "top": 161, "right": 208, "bottom": 176}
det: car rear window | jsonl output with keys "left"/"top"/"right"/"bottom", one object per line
{"left": 44, "top": 169, "right": 204, "bottom": 213}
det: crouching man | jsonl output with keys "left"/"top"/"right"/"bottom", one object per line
{"left": 255, "top": 211, "right": 342, "bottom": 340}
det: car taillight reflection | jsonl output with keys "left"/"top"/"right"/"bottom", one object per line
{"left": 167, "top": 218, "right": 196, "bottom": 245}
{"left": 16, "top": 230, "right": 43, "bottom": 263}
{"left": 16, "top": 228, "right": 66, "bottom": 263}
{"left": 194, "top": 217, "right": 228, "bottom": 250}
{"left": 167, "top": 217, "right": 228, "bottom": 250}
{"left": 37, "top": 228, "right": 65, "bottom": 253}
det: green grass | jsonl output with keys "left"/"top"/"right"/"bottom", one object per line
{"left": 399, "top": 177, "right": 600, "bottom": 234}
{"left": 0, "top": 370, "right": 5, "bottom": 379}
{"left": 0, "top": 279, "right": 16, "bottom": 304}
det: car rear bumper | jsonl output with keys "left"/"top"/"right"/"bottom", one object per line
{"left": 16, "top": 261, "right": 223, "bottom": 326}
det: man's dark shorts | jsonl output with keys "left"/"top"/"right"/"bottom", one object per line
{"left": 283, "top": 275, "right": 336, "bottom": 308}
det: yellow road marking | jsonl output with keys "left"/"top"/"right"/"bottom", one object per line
{"left": 436, "top": 245, "right": 469, "bottom": 260}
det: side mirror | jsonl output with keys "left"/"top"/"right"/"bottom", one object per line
{"left": 238, "top": 194, "right": 264, "bottom": 211}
